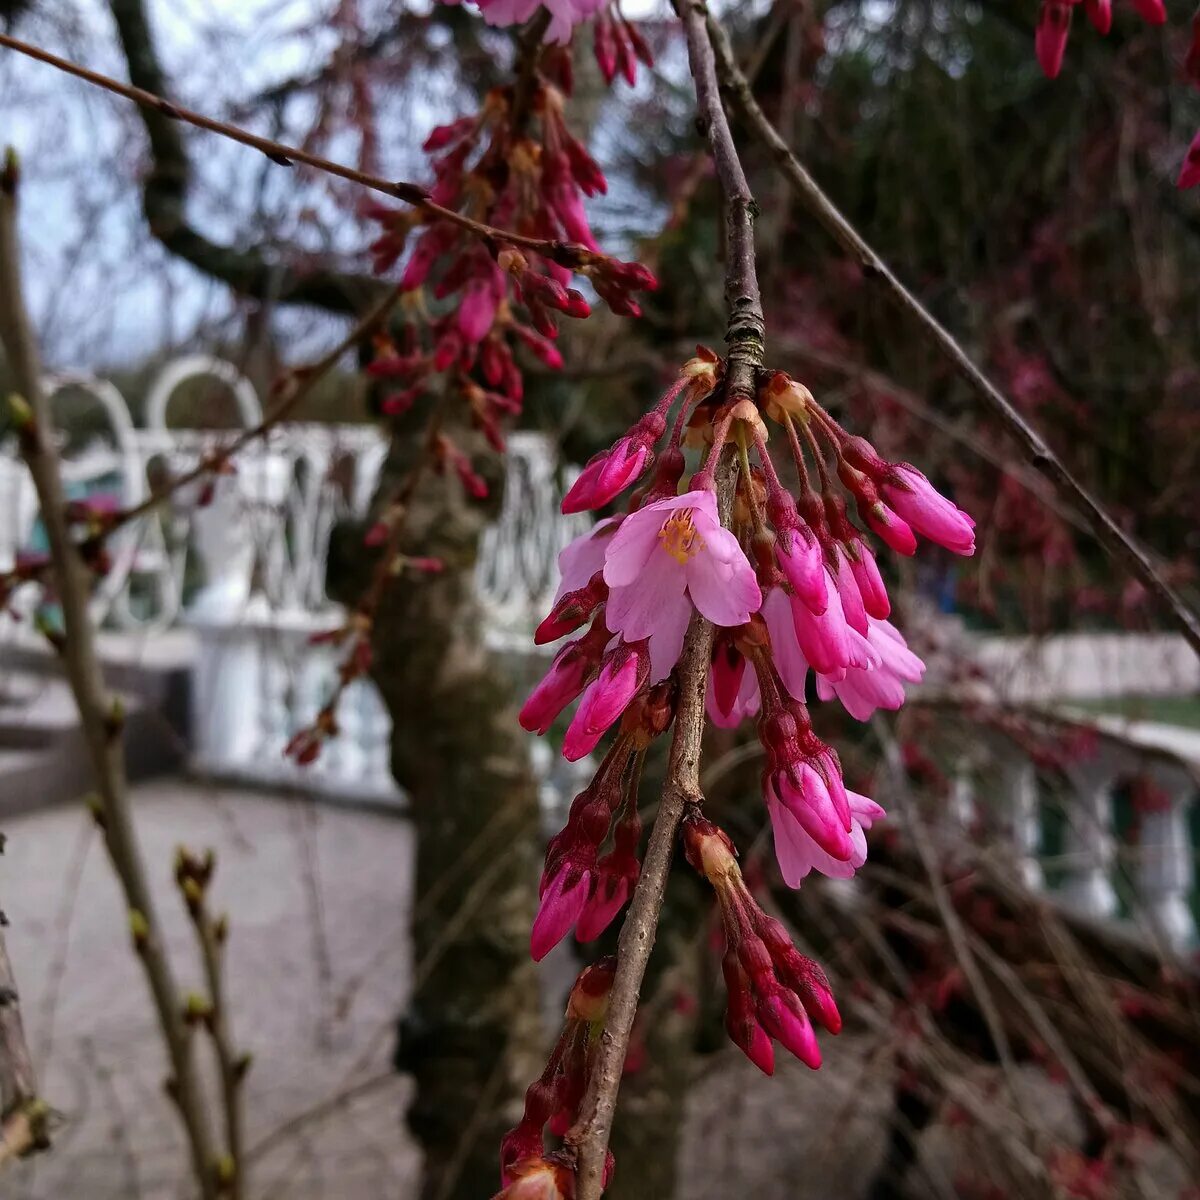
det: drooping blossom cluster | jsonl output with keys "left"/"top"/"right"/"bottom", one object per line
{"left": 683, "top": 814, "right": 842, "bottom": 1073}
{"left": 440, "top": 0, "right": 655, "bottom": 81}
{"left": 494, "top": 959, "right": 617, "bottom": 1199}
{"left": 284, "top": 32, "right": 655, "bottom": 768}
{"left": 1032, "top": 0, "right": 1200, "bottom": 188}
{"left": 518, "top": 348, "right": 974, "bottom": 1077}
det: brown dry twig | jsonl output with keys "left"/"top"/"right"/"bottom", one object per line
{"left": 0, "top": 31, "right": 607, "bottom": 272}
{"left": 0, "top": 151, "right": 222, "bottom": 1198}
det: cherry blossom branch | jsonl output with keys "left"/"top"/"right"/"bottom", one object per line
{"left": 700, "top": 8, "right": 1200, "bottom": 661}
{"left": 0, "top": 153, "right": 222, "bottom": 1199}
{"left": 0, "top": 32, "right": 602, "bottom": 271}
{"left": 566, "top": 472, "right": 729, "bottom": 1200}
{"left": 568, "top": 5, "right": 767, "bottom": 1194}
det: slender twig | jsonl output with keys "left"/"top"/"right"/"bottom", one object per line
{"left": 0, "top": 154, "right": 221, "bottom": 1198}
{"left": 701, "top": 10, "right": 1200, "bottom": 661}
{"left": 568, "top": 6, "right": 767, "bottom": 1193}
{"left": 191, "top": 885, "right": 245, "bottom": 1199}
{"left": 0, "top": 32, "right": 603, "bottom": 271}
{"left": 0, "top": 908, "right": 45, "bottom": 1168}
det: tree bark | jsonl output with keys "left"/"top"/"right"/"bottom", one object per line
{"left": 355, "top": 398, "right": 544, "bottom": 1200}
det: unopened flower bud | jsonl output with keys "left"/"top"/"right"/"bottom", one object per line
{"left": 761, "top": 373, "right": 813, "bottom": 424}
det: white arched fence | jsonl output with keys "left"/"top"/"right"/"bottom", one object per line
{"left": 0, "top": 357, "right": 581, "bottom": 804}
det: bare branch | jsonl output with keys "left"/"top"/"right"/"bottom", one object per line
{"left": 0, "top": 28, "right": 611, "bottom": 272}
{"left": 701, "top": 9, "right": 1200, "bottom": 660}
{"left": 0, "top": 151, "right": 221, "bottom": 1198}
{"left": 0, "top": 913, "right": 45, "bottom": 1169}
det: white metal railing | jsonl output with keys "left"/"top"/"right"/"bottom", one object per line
{"left": 944, "top": 713, "right": 1200, "bottom": 952}
{"left": 0, "top": 358, "right": 581, "bottom": 804}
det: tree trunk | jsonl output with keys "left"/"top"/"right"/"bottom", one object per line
{"left": 353, "top": 399, "right": 544, "bottom": 1200}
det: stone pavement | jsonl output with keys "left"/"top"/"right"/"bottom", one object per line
{"left": 4, "top": 779, "right": 1189, "bottom": 1200}
{"left": 2, "top": 780, "right": 419, "bottom": 1200}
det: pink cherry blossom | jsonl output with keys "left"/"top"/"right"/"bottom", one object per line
{"left": 551, "top": 516, "right": 620, "bottom": 604}
{"left": 562, "top": 641, "right": 648, "bottom": 760}
{"left": 562, "top": 440, "right": 650, "bottom": 513}
{"left": 457, "top": 264, "right": 505, "bottom": 343}
{"left": 1035, "top": 1, "right": 1072, "bottom": 80}
{"left": 531, "top": 856, "right": 591, "bottom": 961}
{"left": 832, "top": 548, "right": 869, "bottom": 636}
{"left": 864, "top": 501, "right": 917, "bottom": 556}
{"left": 848, "top": 540, "right": 890, "bottom": 620}
{"left": 1084, "top": 0, "right": 1112, "bottom": 35}
{"left": 761, "top": 588, "right": 808, "bottom": 702}
{"left": 881, "top": 465, "right": 976, "bottom": 556}
{"left": 706, "top": 645, "right": 761, "bottom": 727}
{"left": 815, "top": 618, "right": 925, "bottom": 721}
{"left": 789, "top": 581, "right": 877, "bottom": 679}
{"left": 776, "top": 528, "right": 827, "bottom": 613}
{"left": 519, "top": 621, "right": 607, "bottom": 733}
{"left": 602, "top": 490, "right": 762, "bottom": 682}
{"left": 768, "top": 788, "right": 885, "bottom": 887}
{"left": 764, "top": 762, "right": 854, "bottom": 865}
{"left": 575, "top": 852, "right": 636, "bottom": 941}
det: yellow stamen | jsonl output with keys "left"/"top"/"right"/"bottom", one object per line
{"left": 658, "top": 509, "right": 705, "bottom": 565}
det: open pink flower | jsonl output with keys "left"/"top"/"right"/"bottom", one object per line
{"left": 789, "top": 581, "right": 876, "bottom": 679}
{"left": 551, "top": 517, "right": 620, "bottom": 604}
{"left": 603, "top": 490, "right": 762, "bottom": 682}
{"left": 761, "top": 588, "right": 809, "bottom": 702}
{"left": 815, "top": 618, "right": 925, "bottom": 721}
{"left": 768, "top": 788, "right": 885, "bottom": 887}
{"left": 765, "top": 762, "right": 854, "bottom": 864}
{"left": 881, "top": 466, "right": 975, "bottom": 556}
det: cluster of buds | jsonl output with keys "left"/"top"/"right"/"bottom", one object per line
{"left": 362, "top": 75, "right": 655, "bottom": 469}
{"left": 447, "top": 0, "right": 654, "bottom": 79}
{"left": 524, "top": 351, "right": 971, "bottom": 901}
{"left": 1034, "top": 0, "right": 1162, "bottom": 78}
{"left": 526, "top": 691, "right": 670, "bottom": 960}
{"left": 1033, "top": 1, "right": 1200, "bottom": 189}
{"left": 683, "top": 814, "right": 841, "bottom": 1073}
{"left": 593, "top": 1, "right": 655, "bottom": 87}
{"left": 495, "top": 959, "right": 617, "bottom": 1199}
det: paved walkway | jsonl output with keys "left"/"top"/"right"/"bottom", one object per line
{"left": 2, "top": 781, "right": 419, "bottom": 1200}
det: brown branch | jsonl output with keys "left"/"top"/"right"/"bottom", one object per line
{"left": 701, "top": 9, "right": 1200, "bottom": 661}
{"left": 566, "top": 549, "right": 723, "bottom": 1200}
{"left": 569, "top": 8, "right": 769, "bottom": 1195}
{"left": 673, "top": 0, "right": 765, "bottom": 398}
{"left": 0, "top": 912, "right": 45, "bottom": 1168}
{"left": 193, "top": 886, "right": 245, "bottom": 1198}
{"left": 0, "top": 153, "right": 221, "bottom": 1198}
{"left": 0, "top": 28, "right": 604, "bottom": 272}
